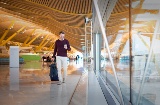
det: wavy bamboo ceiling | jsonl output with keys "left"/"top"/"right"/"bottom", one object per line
{"left": 0, "top": 0, "right": 92, "bottom": 52}
{"left": 0, "top": 0, "right": 159, "bottom": 54}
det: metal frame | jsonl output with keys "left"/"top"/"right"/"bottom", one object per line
{"left": 93, "top": 0, "right": 124, "bottom": 105}
{"left": 95, "top": 33, "right": 101, "bottom": 72}
{"left": 85, "top": 23, "right": 87, "bottom": 62}
{"left": 129, "top": 0, "right": 132, "bottom": 103}
{"left": 136, "top": 10, "right": 160, "bottom": 105}
{"left": 85, "top": 19, "right": 92, "bottom": 64}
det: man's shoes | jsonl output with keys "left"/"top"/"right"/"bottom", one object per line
{"left": 57, "top": 81, "right": 62, "bottom": 85}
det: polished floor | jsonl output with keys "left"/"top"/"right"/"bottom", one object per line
{"left": 3, "top": 58, "right": 157, "bottom": 105}
{"left": 0, "top": 60, "right": 85, "bottom": 105}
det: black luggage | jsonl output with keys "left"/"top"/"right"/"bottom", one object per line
{"left": 49, "top": 63, "right": 59, "bottom": 81}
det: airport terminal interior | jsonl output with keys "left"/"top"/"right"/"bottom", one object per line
{"left": 0, "top": 0, "right": 160, "bottom": 105}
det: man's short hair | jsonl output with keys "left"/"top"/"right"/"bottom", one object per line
{"left": 59, "top": 31, "right": 65, "bottom": 35}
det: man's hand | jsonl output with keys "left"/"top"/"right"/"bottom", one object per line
{"left": 64, "top": 44, "right": 67, "bottom": 49}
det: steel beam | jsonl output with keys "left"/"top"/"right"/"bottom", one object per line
{"left": 41, "top": 40, "right": 50, "bottom": 48}
{"left": 49, "top": 41, "right": 55, "bottom": 51}
{"left": 102, "top": 0, "right": 118, "bottom": 24}
{"left": 0, "top": 26, "right": 26, "bottom": 46}
{"left": 22, "top": 29, "right": 36, "bottom": 47}
{"left": 93, "top": 0, "right": 109, "bottom": 33}
{"left": 0, "top": 21, "right": 15, "bottom": 44}
{"left": 26, "top": 33, "right": 41, "bottom": 46}
{"left": 35, "top": 35, "right": 49, "bottom": 51}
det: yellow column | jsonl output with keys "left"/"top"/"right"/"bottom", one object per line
{"left": 49, "top": 42, "right": 55, "bottom": 51}
{"left": 1, "top": 26, "right": 26, "bottom": 46}
{"left": 36, "top": 35, "right": 49, "bottom": 51}
{"left": 40, "top": 40, "right": 50, "bottom": 48}
{"left": 22, "top": 29, "right": 36, "bottom": 47}
{"left": 0, "top": 21, "right": 15, "bottom": 44}
{"left": 26, "top": 33, "right": 41, "bottom": 46}
{"left": 16, "top": 42, "right": 21, "bottom": 46}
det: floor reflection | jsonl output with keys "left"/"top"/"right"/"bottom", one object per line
{"left": 10, "top": 68, "right": 19, "bottom": 91}
{"left": 0, "top": 60, "right": 83, "bottom": 105}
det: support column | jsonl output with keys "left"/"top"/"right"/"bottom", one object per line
{"left": 49, "top": 42, "right": 55, "bottom": 51}
{"left": 1, "top": 26, "right": 26, "bottom": 46}
{"left": 26, "top": 33, "right": 41, "bottom": 46}
{"left": 85, "top": 23, "right": 87, "bottom": 62}
{"left": 36, "top": 35, "right": 49, "bottom": 51}
{"left": 22, "top": 29, "right": 36, "bottom": 47}
{"left": 0, "top": 21, "right": 15, "bottom": 44}
{"left": 96, "top": 33, "right": 100, "bottom": 73}
{"left": 93, "top": 33, "right": 102, "bottom": 73}
{"left": 40, "top": 40, "right": 49, "bottom": 48}
{"left": 93, "top": 33, "right": 96, "bottom": 72}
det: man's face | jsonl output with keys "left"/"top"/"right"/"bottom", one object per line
{"left": 59, "top": 33, "right": 65, "bottom": 39}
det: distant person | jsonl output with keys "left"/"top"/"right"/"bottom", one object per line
{"left": 75, "top": 56, "right": 78, "bottom": 61}
{"left": 52, "top": 31, "right": 71, "bottom": 85}
{"left": 76, "top": 55, "right": 79, "bottom": 60}
{"left": 42, "top": 56, "right": 46, "bottom": 62}
{"left": 47, "top": 56, "right": 51, "bottom": 62}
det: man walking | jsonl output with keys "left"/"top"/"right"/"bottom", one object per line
{"left": 52, "top": 31, "right": 71, "bottom": 85}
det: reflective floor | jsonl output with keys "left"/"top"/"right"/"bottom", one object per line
{"left": 101, "top": 59, "right": 160, "bottom": 105}
{"left": 0, "top": 60, "right": 85, "bottom": 105}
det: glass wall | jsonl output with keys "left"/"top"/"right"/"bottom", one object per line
{"left": 92, "top": 0, "right": 160, "bottom": 105}
{"left": 132, "top": 0, "right": 160, "bottom": 105}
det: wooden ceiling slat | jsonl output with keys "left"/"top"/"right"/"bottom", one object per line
{"left": 61, "top": 1, "right": 67, "bottom": 12}
{"left": 58, "top": 0, "right": 65, "bottom": 12}
{"left": 75, "top": 0, "right": 81, "bottom": 14}
{"left": 69, "top": 0, "right": 74, "bottom": 13}
{"left": 55, "top": 0, "right": 61, "bottom": 10}
{"left": 2, "top": 1, "right": 85, "bottom": 32}
{"left": 83, "top": 0, "right": 86, "bottom": 14}
{"left": 73, "top": 0, "right": 77, "bottom": 13}
{"left": 88, "top": 0, "right": 91, "bottom": 13}
{"left": 79, "top": 0, "right": 83, "bottom": 14}
{"left": 49, "top": 0, "right": 57, "bottom": 8}
{"left": 84, "top": 0, "right": 88, "bottom": 14}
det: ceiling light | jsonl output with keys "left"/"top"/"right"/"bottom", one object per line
{"left": 84, "top": 17, "right": 92, "bottom": 23}
{"left": 0, "top": 2, "right": 7, "bottom": 4}
{"left": 80, "top": 39, "right": 85, "bottom": 40}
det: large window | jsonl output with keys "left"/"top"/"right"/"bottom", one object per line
{"left": 93, "top": 0, "right": 160, "bottom": 105}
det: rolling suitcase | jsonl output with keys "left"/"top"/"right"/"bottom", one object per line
{"left": 49, "top": 63, "right": 59, "bottom": 81}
